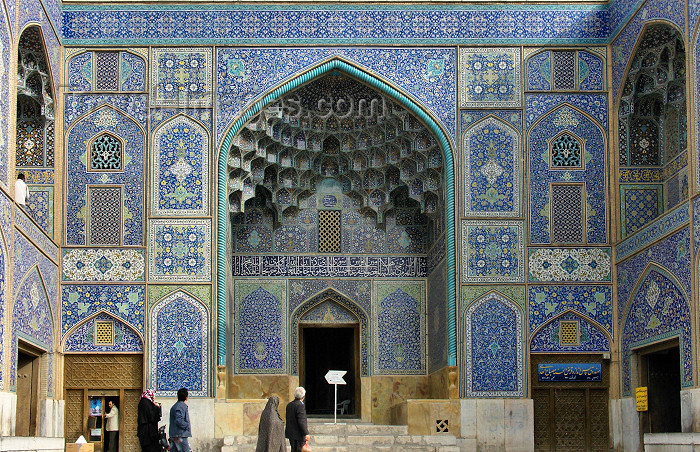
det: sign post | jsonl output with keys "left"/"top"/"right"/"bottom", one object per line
{"left": 324, "top": 370, "right": 347, "bottom": 424}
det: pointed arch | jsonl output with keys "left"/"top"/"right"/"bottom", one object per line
{"left": 217, "top": 57, "right": 457, "bottom": 367}
{"left": 61, "top": 309, "right": 145, "bottom": 351}
{"left": 64, "top": 104, "right": 146, "bottom": 246}
{"left": 529, "top": 310, "right": 612, "bottom": 353}
{"left": 621, "top": 263, "right": 693, "bottom": 394}
{"left": 151, "top": 113, "right": 210, "bottom": 216}
{"left": 150, "top": 290, "right": 209, "bottom": 397}
{"left": 291, "top": 288, "right": 369, "bottom": 376}
{"left": 461, "top": 290, "right": 524, "bottom": 398}
{"left": 13, "top": 265, "right": 55, "bottom": 349}
{"left": 462, "top": 114, "right": 521, "bottom": 217}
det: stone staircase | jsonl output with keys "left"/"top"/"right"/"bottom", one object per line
{"left": 221, "top": 418, "right": 459, "bottom": 452}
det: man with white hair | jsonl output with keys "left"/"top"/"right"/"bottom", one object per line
{"left": 285, "top": 386, "right": 310, "bottom": 452}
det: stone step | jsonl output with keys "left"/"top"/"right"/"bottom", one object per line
{"left": 223, "top": 446, "right": 459, "bottom": 452}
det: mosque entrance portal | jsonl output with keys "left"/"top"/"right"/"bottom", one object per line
{"left": 301, "top": 326, "right": 359, "bottom": 416}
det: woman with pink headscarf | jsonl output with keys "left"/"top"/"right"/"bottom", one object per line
{"left": 137, "top": 390, "right": 162, "bottom": 451}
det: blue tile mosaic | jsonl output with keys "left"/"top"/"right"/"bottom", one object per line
{"left": 0, "top": 8, "right": 10, "bottom": 189}
{"left": 301, "top": 301, "right": 356, "bottom": 323}
{"left": 152, "top": 115, "right": 210, "bottom": 216}
{"left": 459, "top": 47, "right": 521, "bottom": 108}
{"left": 461, "top": 110, "right": 522, "bottom": 131}
{"left": 11, "top": 266, "right": 54, "bottom": 388}
{"left": 528, "top": 285, "right": 613, "bottom": 336}
{"left": 290, "top": 287, "right": 369, "bottom": 376}
{"left": 427, "top": 260, "right": 448, "bottom": 374}
{"left": 616, "top": 203, "right": 689, "bottom": 261}
{"left": 65, "top": 106, "right": 145, "bottom": 246}
{"left": 373, "top": 281, "right": 425, "bottom": 375}
{"left": 15, "top": 207, "right": 58, "bottom": 260}
{"left": 528, "top": 247, "right": 611, "bottom": 282}
{"left": 61, "top": 285, "right": 145, "bottom": 338}
{"left": 462, "top": 115, "right": 521, "bottom": 217}
{"left": 620, "top": 184, "right": 663, "bottom": 237}
{"left": 461, "top": 220, "right": 524, "bottom": 283}
{"left": 215, "top": 48, "right": 456, "bottom": 146}
{"left": 148, "top": 219, "right": 211, "bottom": 282}
{"left": 66, "top": 50, "right": 93, "bottom": 91}
{"left": 288, "top": 279, "right": 371, "bottom": 315}
{"left": 151, "top": 48, "right": 212, "bottom": 107}
{"left": 151, "top": 290, "right": 209, "bottom": 397}
{"left": 621, "top": 265, "right": 692, "bottom": 395}
{"left": 64, "top": 313, "right": 143, "bottom": 353}
{"left": 526, "top": 50, "right": 552, "bottom": 91}
{"left": 527, "top": 102, "right": 607, "bottom": 244}
{"left": 120, "top": 51, "right": 147, "bottom": 91}
{"left": 64, "top": 94, "right": 148, "bottom": 130}
{"left": 14, "top": 232, "right": 58, "bottom": 315}
{"left": 462, "top": 291, "right": 524, "bottom": 397}
{"left": 232, "top": 255, "right": 426, "bottom": 278}
{"left": 578, "top": 50, "right": 605, "bottom": 91}
{"left": 61, "top": 7, "right": 610, "bottom": 45}
{"left": 530, "top": 312, "right": 610, "bottom": 353}
{"left": 25, "top": 186, "right": 54, "bottom": 239}
{"left": 617, "top": 227, "right": 691, "bottom": 323}
{"left": 526, "top": 93, "right": 608, "bottom": 129}
{"left": 62, "top": 248, "right": 145, "bottom": 282}
{"left": 4, "top": 0, "right": 14, "bottom": 35}
{"left": 234, "top": 280, "right": 286, "bottom": 374}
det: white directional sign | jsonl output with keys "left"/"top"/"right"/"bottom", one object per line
{"left": 325, "top": 370, "right": 347, "bottom": 385}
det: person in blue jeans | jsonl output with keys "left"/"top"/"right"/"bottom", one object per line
{"left": 169, "top": 388, "right": 192, "bottom": 452}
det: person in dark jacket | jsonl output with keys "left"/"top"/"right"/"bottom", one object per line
{"left": 256, "top": 396, "right": 285, "bottom": 452}
{"left": 285, "top": 387, "right": 310, "bottom": 452}
{"left": 169, "top": 388, "right": 192, "bottom": 452}
{"left": 137, "top": 389, "right": 162, "bottom": 452}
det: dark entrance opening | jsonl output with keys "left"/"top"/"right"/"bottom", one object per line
{"left": 642, "top": 344, "right": 681, "bottom": 433}
{"left": 301, "top": 326, "right": 358, "bottom": 416}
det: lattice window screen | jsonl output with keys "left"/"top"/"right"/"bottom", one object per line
{"left": 550, "top": 133, "right": 582, "bottom": 168}
{"left": 318, "top": 210, "right": 341, "bottom": 253}
{"left": 559, "top": 320, "right": 580, "bottom": 345}
{"left": 95, "top": 51, "right": 119, "bottom": 91}
{"left": 88, "top": 186, "right": 122, "bottom": 246}
{"left": 95, "top": 321, "right": 114, "bottom": 345}
{"left": 550, "top": 184, "right": 584, "bottom": 244}
{"left": 90, "top": 134, "right": 122, "bottom": 170}
{"left": 553, "top": 51, "right": 576, "bottom": 90}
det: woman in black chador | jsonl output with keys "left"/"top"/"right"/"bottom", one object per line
{"left": 137, "top": 389, "right": 162, "bottom": 452}
{"left": 256, "top": 396, "right": 286, "bottom": 452}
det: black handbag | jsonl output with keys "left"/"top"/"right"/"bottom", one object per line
{"left": 158, "top": 425, "right": 170, "bottom": 451}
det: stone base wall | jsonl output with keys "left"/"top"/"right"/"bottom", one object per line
{"left": 0, "top": 392, "right": 16, "bottom": 436}
{"left": 459, "top": 399, "right": 534, "bottom": 452}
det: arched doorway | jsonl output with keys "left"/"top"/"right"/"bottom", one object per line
{"left": 222, "top": 60, "right": 455, "bottom": 413}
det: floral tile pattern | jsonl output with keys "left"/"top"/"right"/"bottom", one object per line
{"left": 460, "top": 47, "right": 521, "bottom": 108}
{"left": 461, "top": 220, "right": 524, "bottom": 283}
{"left": 148, "top": 219, "right": 211, "bottom": 282}
{"left": 62, "top": 248, "right": 145, "bottom": 282}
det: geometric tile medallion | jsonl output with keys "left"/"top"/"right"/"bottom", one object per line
{"left": 462, "top": 116, "right": 521, "bottom": 217}
{"left": 150, "top": 48, "right": 212, "bottom": 107}
{"left": 26, "top": 185, "right": 54, "bottom": 238}
{"left": 459, "top": 47, "right": 521, "bottom": 108}
{"left": 148, "top": 219, "right": 211, "bottom": 282}
{"left": 461, "top": 220, "right": 524, "bottom": 283}
{"left": 62, "top": 248, "right": 145, "bottom": 282}
{"left": 528, "top": 248, "right": 611, "bottom": 282}
{"left": 152, "top": 115, "right": 209, "bottom": 216}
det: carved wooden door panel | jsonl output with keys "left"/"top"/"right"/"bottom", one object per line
{"left": 64, "top": 389, "right": 84, "bottom": 442}
{"left": 122, "top": 390, "right": 141, "bottom": 451}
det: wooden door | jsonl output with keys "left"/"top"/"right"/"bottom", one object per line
{"left": 16, "top": 352, "right": 39, "bottom": 436}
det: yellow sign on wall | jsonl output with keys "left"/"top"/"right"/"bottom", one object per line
{"left": 636, "top": 386, "right": 648, "bottom": 411}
